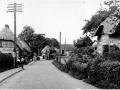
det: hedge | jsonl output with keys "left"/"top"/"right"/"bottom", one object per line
{"left": 0, "top": 53, "right": 14, "bottom": 68}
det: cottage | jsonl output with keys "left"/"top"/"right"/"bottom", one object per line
{"left": 41, "top": 45, "right": 50, "bottom": 60}
{"left": 94, "top": 9, "right": 120, "bottom": 54}
{"left": 18, "top": 38, "right": 32, "bottom": 62}
{"left": 0, "top": 25, "right": 23, "bottom": 58}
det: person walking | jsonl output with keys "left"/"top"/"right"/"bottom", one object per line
{"left": 21, "top": 56, "right": 24, "bottom": 69}
{"left": 17, "top": 57, "right": 20, "bottom": 68}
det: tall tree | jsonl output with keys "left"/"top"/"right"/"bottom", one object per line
{"left": 18, "top": 25, "right": 35, "bottom": 44}
{"left": 51, "top": 38, "right": 59, "bottom": 48}
{"left": 18, "top": 25, "right": 36, "bottom": 52}
{"left": 35, "top": 34, "right": 46, "bottom": 55}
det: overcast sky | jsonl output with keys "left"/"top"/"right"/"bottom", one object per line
{"left": 0, "top": 0, "right": 106, "bottom": 44}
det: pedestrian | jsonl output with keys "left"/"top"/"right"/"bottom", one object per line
{"left": 17, "top": 57, "right": 20, "bottom": 68}
{"left": 21, "top": 56, "right": 24, "bottom": 69}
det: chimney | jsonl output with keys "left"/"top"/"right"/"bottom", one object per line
{"left": 5, "top": 24, "right": 9, "bottom": 29}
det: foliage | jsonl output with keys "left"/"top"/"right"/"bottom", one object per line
{"left": 0, "top": 53, "right": 14, "bottom": 68}
{"left": 32, "top": 33, "right": 46, "bottom": 54}
{"left": 50, "top": 38, "right": 59, "bottom": 48}
{"left": 18, "top": 25, "right": 35, "bottom": 42}
{"left": 61, "top": 44, "right": 75, "bottom": 51}
{"left": 18, "top": 25, "right": 59, "bottom": 54}
{"left": 44, "top": 38, "right": 59, "bottom": 48}
{"left": 73, "top": 35, "right": 94, "bottom": 48}
{"left": 87, "top": 57, "right": 120, "bottom": 89}
{"left": 72, "top": 46, "right": 95, "bottom": 58}
{"left": 53, "top": 40, "right": 120, "bottom": 89}
{"left": 82, "top": 6, "right": 118, "bottom": 34}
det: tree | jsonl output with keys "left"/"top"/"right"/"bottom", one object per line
{"left": 50, "top": 38, "right": 59, "bottom": 48}
{"left": 18, "top": 25, "right": 59, "bottom": 55}
{"left": 34, "top": 33, "right": 46, "bottom": 55}
{"left": 104, "top": 0, "right": 120, "bottom": 8}
{"left": 43, "top": 38, "right": 59, "bottom": 48}
{"left": 73, "top": 35, "right": 93, "bottom": 48}
{"left": 104, "top": 0, "right": 113, "bottom": 8}
{"left": 18, "top": 25, "right": 37, "bottom": 53}
{"left": 18, "top": 25, "right": 35, "bottom": 45}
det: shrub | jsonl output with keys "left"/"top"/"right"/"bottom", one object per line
{"left": 66, "top": 57, "right": 77, "bottom": 71}
{"left": 104, "top": 50, "right": 120, "bottom": 61}
{"left": 87, "top": 54, "right": 120, "bottom": 89}
{"left": 87, "top": 55, "right": 106, "bottom": 84}
{"left": 0, "top": 53, "right": 14, "bottom": 68}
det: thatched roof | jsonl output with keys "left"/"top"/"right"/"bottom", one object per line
{"left": 18, "top": 39, "right": 32, "bottom": 52}
{"left": 0, "top": 26, "right": 23, "bottom": 50}
{"left": 94, "top": 9, "right": 120, "bottom": 36}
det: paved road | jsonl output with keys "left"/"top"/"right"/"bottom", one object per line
{"left": 0, "top": 59, "right": 97, "bottom": 89}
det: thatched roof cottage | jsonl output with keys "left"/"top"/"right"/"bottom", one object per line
{"left": 94, "top": 9, "right": 120, "bottom": 54}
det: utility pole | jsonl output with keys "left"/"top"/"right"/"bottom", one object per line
{"left": 59, "top": 32, "right": 61, "bottom": 63}
{"left": 7, "top": 3, "right": 22, "bottom": 67}
{"left": 64, "top": 38, "right": 66, "bottom": 55}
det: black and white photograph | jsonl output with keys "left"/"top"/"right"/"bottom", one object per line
{"left": 0, "top": 0, "right": 119, "bottom": 89}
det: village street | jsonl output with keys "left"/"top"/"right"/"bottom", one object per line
{"left": 0, "top": 59, "right": 97, "bottom": 89}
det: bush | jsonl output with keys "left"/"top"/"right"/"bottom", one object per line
{"left": 87, "top": 53, "right": 120, "bottom": 89}
{"left": 87, "top": 55, "right": 106, "bottom": 84}
{"left": 66, "top": 57, "right": 77, "bottom": 71}
{"left": 104, "top": 50, "right": 120, "bottom": 61}
{"left": 0, "top": 53, "right": 14, "bottom": 68}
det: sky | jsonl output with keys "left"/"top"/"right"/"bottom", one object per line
{"left": 0, "top": 0, "right": 107, "bottom": 44}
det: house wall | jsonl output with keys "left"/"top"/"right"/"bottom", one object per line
{"left": 0, "top": 40, "right": 20, "bottom": 59}
{"left": 97, "top": 35, "right": 120, "bottom": 54}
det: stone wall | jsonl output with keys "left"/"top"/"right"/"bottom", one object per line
{"left": 97, "top": 35, "right": 120, "bottom": 54}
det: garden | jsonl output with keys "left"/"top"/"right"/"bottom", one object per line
{"left": 52, "top": 2, "right": 120, "bottom": 89}
{"left": 52, "top": 45, "right": 120, "bottom": 89}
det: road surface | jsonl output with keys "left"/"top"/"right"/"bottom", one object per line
{"left": 0, "top": 59, "right": 97, "bottom": 89}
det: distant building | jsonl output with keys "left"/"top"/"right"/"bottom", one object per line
{"left": 41, "top": 45, "right": 50, "bottom": 60}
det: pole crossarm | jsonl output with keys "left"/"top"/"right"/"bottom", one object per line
{"left": 7, "top": 3, "right": 23, "bottom": 13}
{"left": 7, "top": 9, "right": 22, "bottom": 10}
{"left": 7, "top": 10, "right": 22, "bottom": 12}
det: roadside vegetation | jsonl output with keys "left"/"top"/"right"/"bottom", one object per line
{"left": 53, "top": 1, "right": 120, "bottom": 89}
{"left": 0, "top": 53, "right": 14, "bottom": 72}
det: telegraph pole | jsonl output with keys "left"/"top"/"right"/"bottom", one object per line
{"left": 7, "top": 3, "right": 22, "bottom": 67}
{"left": 64, "top": 38, "right": 66, "bottom": 55}
{"left": 59, "top": 32, "right": 61, "bottom": 63}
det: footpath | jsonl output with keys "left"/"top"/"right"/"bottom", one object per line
{"left": 0, "top": 60, "right": 36, "bottom": 83}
